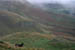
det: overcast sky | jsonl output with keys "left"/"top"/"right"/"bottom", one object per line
{"left": 27, "top": 0, "right": 74, "bottom": 4}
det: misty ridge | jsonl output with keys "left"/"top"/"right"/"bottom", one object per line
{"left": 29, "top": 0, "right": 75, "bottom": 16}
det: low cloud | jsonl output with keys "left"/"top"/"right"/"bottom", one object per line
{"left": 27, "top": 0, "right": 71, "bottom": 4}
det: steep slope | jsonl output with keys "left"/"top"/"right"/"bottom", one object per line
{"left": 0, "top": 0, "right": 44, "bottom": 36}
{"left": 32, "top": 3, "right": 75, "bottom": 36}
{"left": 0, "top": 10, "right": 34, "bottom": 36}
{"left": 0, "top": 0, "right": 75, "bottom": 50}
{"left": 0, "top": 0, "right": 75, "bottom": 36}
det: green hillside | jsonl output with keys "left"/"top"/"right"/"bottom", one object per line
{"left": 0, "top": 32, "right": 75, "bottom": 50}
{"left": 0, "top": 0, "right": 43, "bottom": 36}
{"left": 0, "top": 0, "right": 75, "bottom": 50}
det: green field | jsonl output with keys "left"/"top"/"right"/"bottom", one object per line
{"left": 0, "top": 32, "right": 74, "bottom": 50}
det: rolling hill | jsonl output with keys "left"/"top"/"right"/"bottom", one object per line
{"left": 0, "top": 0, "right": 75, "bottom": 50}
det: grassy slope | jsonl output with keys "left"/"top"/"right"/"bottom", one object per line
{"left": 0, "top": 32, "right": 75, "bottom": 50}
{"left": 0, "top": 10, "right": 34, "bottom": 36}
{"left": 0, "top": 0, "right": 75, "bottom": 50}
{"left": 0, "top": 0, "right": 75, "bottom": 35}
